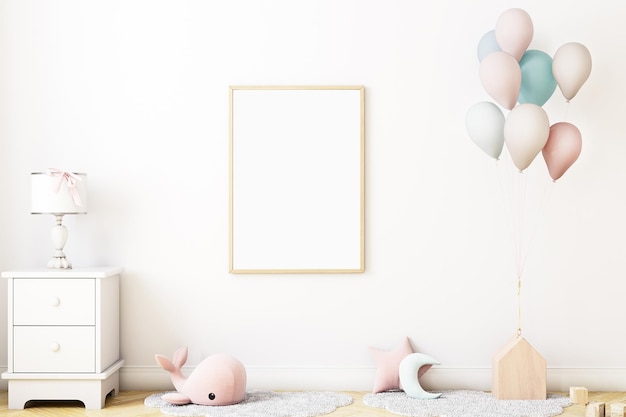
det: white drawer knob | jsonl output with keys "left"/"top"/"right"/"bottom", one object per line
{"left": 50, "top": 342, "right": 60, "bottom": 352}
{"left": 49, "top": 296, "right": 60, "bottom": 307}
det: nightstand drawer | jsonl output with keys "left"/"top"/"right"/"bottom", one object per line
{"left": 13, "top": 326, "right": 95, "bottom": 373}
{"left": 13, "top": 278, "right": 95, "bottom": 326}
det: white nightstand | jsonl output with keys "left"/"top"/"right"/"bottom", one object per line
{"left": 1, "top": 267, "right": 125, "bottom": 409}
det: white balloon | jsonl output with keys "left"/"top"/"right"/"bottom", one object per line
{"left": 399, "top": 353, "right": 442, "bottom": 400}
{"left": 466, "top": 101, "right": 505, "bottom": 160}
{"left": 504, "top": 103, "right": 550, "bottom": 171}
{"left": 552, "top": 42, "right": 592, "bottom": 101}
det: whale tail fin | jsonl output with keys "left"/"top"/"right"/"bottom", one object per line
{"left": 155, "top": 346, "right": 189, "bottom": 392}
{"left": 155, "top": 354, "right": 175, "bottom": 372}
{"left": 155, "top": 346, "right": 188, "bottom": 371}
{"left": 172, "top": 346, "right": 188, "bottom": 368}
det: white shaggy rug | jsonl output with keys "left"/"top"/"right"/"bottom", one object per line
{"left": 363, "top": 390, "right": 572, "bottom": 417}
{"left": 145, "top": 391, "right": 352, "bottom": 417}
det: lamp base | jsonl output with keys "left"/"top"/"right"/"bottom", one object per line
{"left": 47, "top": 256, "right": 72, "bottom": 269}
{"left": 47, "top": 215, "right": 73, "bottom": 269}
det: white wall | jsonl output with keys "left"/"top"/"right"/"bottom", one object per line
{"left": 0, "top": 0, "right": 624, "bottom": 392}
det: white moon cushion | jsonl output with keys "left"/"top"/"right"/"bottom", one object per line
{"left": 398, "top": 353, "right": 442, "bottom": 399}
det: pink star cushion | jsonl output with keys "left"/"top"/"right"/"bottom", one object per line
{"left": 369, "top": 337, "right": 413, "bottom": 393}
{"left": 369, "top": 337, "right": 434, "bottom": 393}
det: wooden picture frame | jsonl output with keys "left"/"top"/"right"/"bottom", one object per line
{"left": 229, "top": 86, "right": 365, "bottom": 274}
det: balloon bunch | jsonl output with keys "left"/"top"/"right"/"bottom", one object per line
{"left": 466, "top": 8, "right": 592, "bottom": 181}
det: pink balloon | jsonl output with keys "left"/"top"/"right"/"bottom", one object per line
{"left": 542, "top": 122, "right": 582, "bottom": 181}
{"left": 479, "top": 51, "right": 522, "bottom": 110}
{"left": 495, "top": 8, "right": 534, "bottom": 61}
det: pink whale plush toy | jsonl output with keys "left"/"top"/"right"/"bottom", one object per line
{"left": 155, "top": 346, "right": 247, "bottom": 406}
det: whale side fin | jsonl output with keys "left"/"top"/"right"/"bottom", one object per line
{"left": 161, "top": 392, "right": 192, "bottom": 405}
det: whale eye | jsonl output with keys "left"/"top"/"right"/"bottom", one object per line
{"left": 208, "top": 393, "right": 216, "bottom": 401}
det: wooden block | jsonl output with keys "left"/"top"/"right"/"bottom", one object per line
{"left": 610, "top": 403, "right": 626, "bottom": 417}
{"left": 586, "top": 402, "right": 605, "bottom": 417}
{"left": 492, "top": 336, "right": 547, "bottom": 400}
{"left": 570, "top": 386, "right": 589, "bottom": 404}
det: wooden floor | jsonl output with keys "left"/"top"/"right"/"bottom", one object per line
{"left": 0, "top": 391, "right": 625, "bottom": 416}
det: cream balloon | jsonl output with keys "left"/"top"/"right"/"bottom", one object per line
{"left": 495, "top": 8, "right": 534, "bottom": 61}
{"left": 479, "top": 51, "right": 522, "bottom": 110}
{"left": 542, "top": 122, "right": 582, "bottom": 181}
{"left": 504, "top": 103, "right": 550, "bottom": 172}
{"left": 465, "top": 101, "right": 505, "bottom": 160}
{"left": 552, "top": 42, "right": 592, "bottom": 101}
{"left": 398, "top": 353, "right": 442, "bottom": 400}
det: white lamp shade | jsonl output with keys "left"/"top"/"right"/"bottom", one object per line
{"left": 31, "top": 172, "right": 87, "bottom": 214}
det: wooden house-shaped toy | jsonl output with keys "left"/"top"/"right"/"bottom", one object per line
{"left": 492, "top": 336, "right": 547, "bottom": 400}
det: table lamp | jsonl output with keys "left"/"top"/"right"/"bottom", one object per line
{"left": 31, "top": 170, "right": 87, "bottom": 269}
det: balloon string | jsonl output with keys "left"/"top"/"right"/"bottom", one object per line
{"left": 511, "top": 171, "right": 528, "bottom": 337}
{"left": 495, "top": 160, "right": 524, "bottom": 335}
{"left": 495, "top": 160, "right": 523, "bottom": 277}
{"left": 496, "top": 160, "right": 555, "bottom": 337}
{"left": 518, "top": 171, "right": 527, "bottom": 279}
{"left": 510, "top": 169, "right": 527, "bottom": 281}
{"left": 513, "top": 171, "right": 557, "bottom": 336}
{"left": 518, "top": 180, "right": 556, "bottom": 279}
{"left": 517, "top": 276, "right": 522, "bottom": 337}
{"left": 564, "top": 100, "right": 571, "bottom": 122}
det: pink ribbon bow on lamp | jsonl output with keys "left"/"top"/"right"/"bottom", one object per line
{"left": 48, "top": 169, "right": 84, "bottom": 207}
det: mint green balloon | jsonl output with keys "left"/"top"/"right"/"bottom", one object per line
{"left": 518, "top": 50, "right": 557, "bottom": 106}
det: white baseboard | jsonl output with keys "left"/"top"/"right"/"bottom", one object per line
{"left": 119, "top": 366, "right": 378, "bottom": 392}
{"left": 2, "top": 366, "right": 624, "bottom": 392}
{"left": 423, "top": 367, "right": 626, "bottom": 392}
{"left": 119, "top": 366, "right": 626, "bottom": 392}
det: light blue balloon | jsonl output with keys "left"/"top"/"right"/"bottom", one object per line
{"left": 518, "top": 50, "right": 557, "bottom": 106}
{"left": 477, "top": 30, "right": 501, "bottom": 61}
